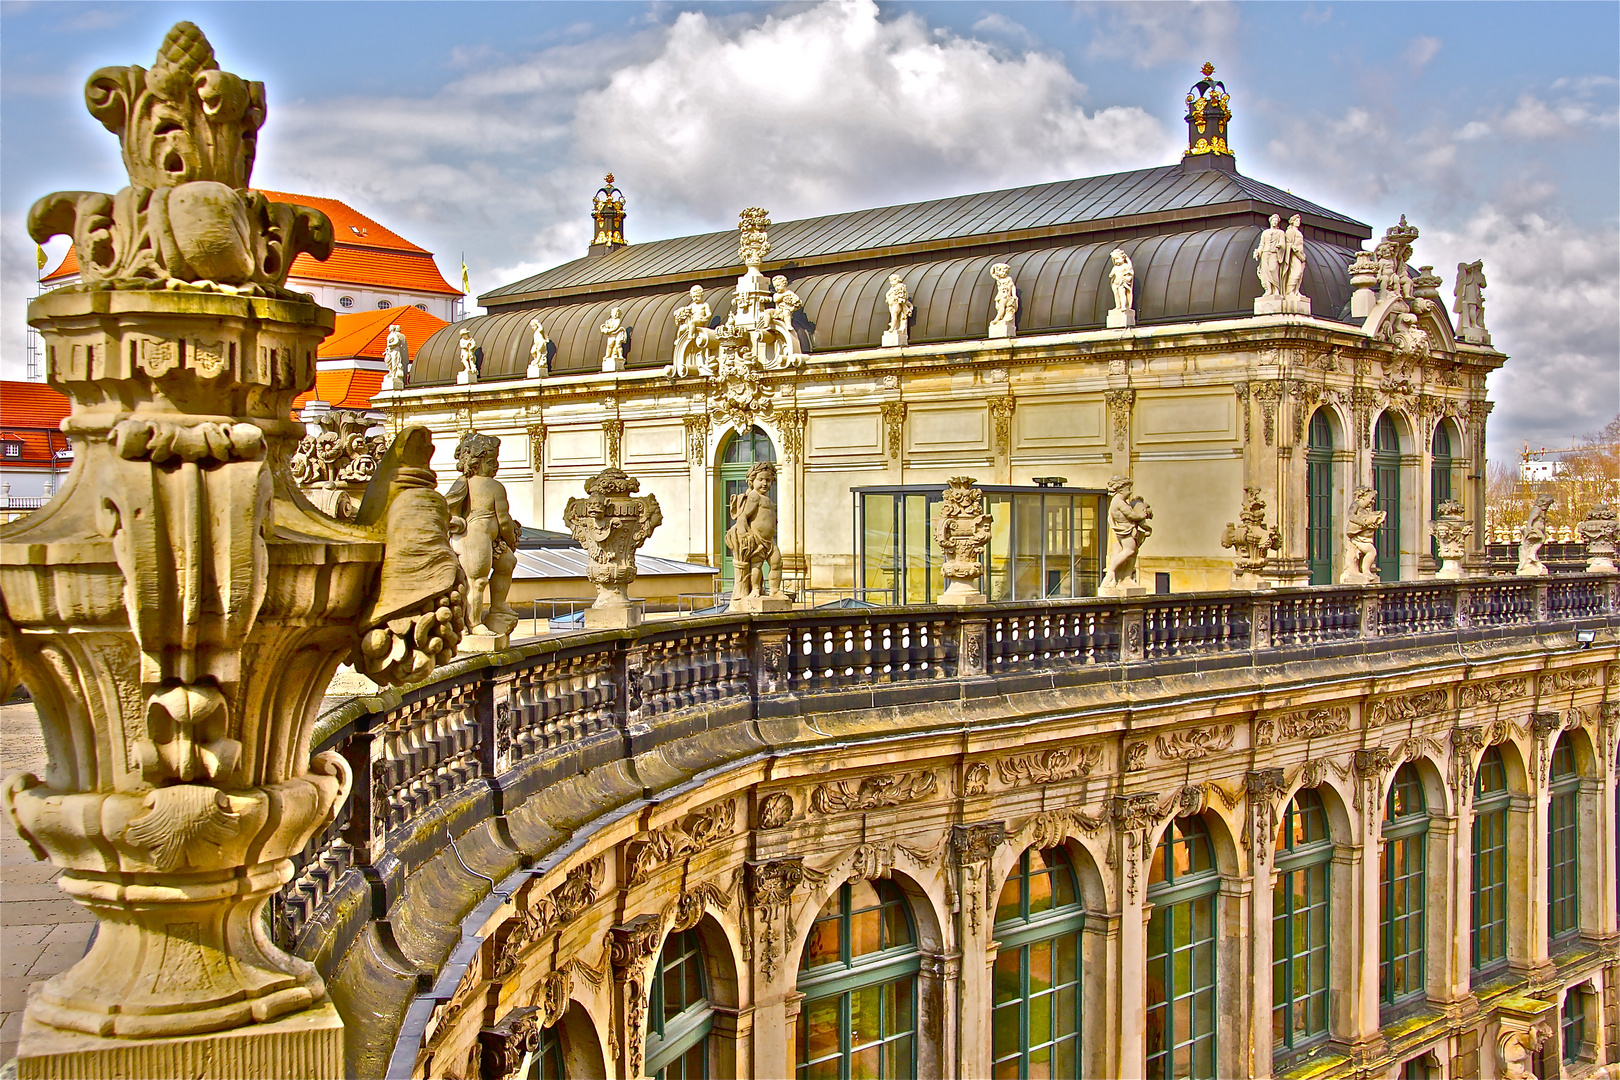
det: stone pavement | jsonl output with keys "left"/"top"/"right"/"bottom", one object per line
{"left": 0, "top": 701, "right": 93, "bottom": 1065}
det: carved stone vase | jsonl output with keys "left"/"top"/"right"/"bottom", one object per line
{"left": 933, "top": 477, "right": 991, "bottom": 604}
{"left": 1430, "top": 499, "right": 1473, "bottom": 580}
{"left": 562, "top": 468, "right": 663, "bottom": 628}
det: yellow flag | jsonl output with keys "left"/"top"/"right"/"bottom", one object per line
{"left": 36, "top": 245, "right": 47, "bottom": 271}
{"left": 461, "top": 261, "right": 470, "bottom": 294}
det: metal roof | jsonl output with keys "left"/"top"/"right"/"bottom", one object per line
{"left": 512, "top": 548, "right": 717, "bottom": 581}
{"left": 483, "top": 164, "right": 1369, "bottom": 305}
{"left": 410, "top": 225, "right": 1360, "bottom": 385}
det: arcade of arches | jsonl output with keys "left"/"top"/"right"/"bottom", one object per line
{"left": 407, "top": 645, "right": 1619, "bottom": 1080}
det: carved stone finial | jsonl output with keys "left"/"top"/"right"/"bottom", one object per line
{"left": 1098, "top": 475, "right": 1153, "bottom": 596}
{"left": 290, "top": 409, "right": 387, "bottom": 520}
{"left": 934, "top": 477, "right": 991, "bottom": 604}
{"left": 1431, "top": 499, "right": 1473, "bottom": 579}
{"left": 1220, "top": 487, "right": 1282, "bottom": 585}
{"left": 1342, "top": 485, "right": 1387, "bottom": 584}
{"left": 1517, "top": 492, "right": 1556, "bottom": 576}
{"left": 988, "top": 262, "right": 1019, "bottom": 339}
{"left": 562, "top": 468, "right": 663, "bottom": 627}
{"left": 1577, "top": 502, "right": 1619, "bottom": 574}
{"left": 27, "top": 21, "right": 333, "bottom": 296}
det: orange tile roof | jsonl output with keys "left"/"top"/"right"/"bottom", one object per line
{"left": 0, "top": 381, "right": 73, "bottom": 467}
{"left": 318, "top": 306, "right": 448, "bottom": 361}
{"left": 42, "top": 190, "right": 460, "bottom": 295}
{"left": 293, "top": 369, "right": 385, "bottom": 412}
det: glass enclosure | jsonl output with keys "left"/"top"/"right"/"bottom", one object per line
{"left": 856, "top": 485, "right": 1105, "bottom": 604}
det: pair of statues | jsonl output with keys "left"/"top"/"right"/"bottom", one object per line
{"left": 1253, "top": 213, "right": 1309, "bottom": 312}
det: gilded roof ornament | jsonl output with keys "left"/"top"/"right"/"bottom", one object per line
{"left": 590, "top": 173, "right": 627, "bottom": 252}
{"left": 1183, "top": 61, "right": 1234, "bottom": 163}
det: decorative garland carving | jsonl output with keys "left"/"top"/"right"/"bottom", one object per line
{"left": 1252, "top": 381, "right": 1284, "bottom": 447}
{"left": 603, "top": 418, "right": 624, "bottom": 468}
{"left": 1459, "top": 676, "right": 1529, "bottom": 708}
{"left": 1246, "top": 768, "right": 1287, "bottom": 864}
{"left": 811, "top": 771, "right": 937, "bottom": 814}
{"left": 1154, "top": 724, "right": 1236, "bottom": 761}
{"left": 1265, "top": 705, "right": 1352, "bottom": 741}
{"left": 880, "top": 402, "right": 906, "bottom": 460}
{"left": 989, "top": 394, "right": 1016, "bottom": 456}
{"left": 494, "top": 858, "right": 604, "bottom": 978}
{"left": 625, "top": 799, "right": 737, "bottom": 883}
{"left": 526, "top": 424, "right": 545, "bottom": 473}
{"left": 1541, "top": 667, "right": 1598, "bottom": 695}
{"left": 1368, "top": 688, "right": 1449, "bottom": 724}
{"left": 683, "top": 414, "right": 709, "bottom": 466}
{"left": 779, "top": 408, "right": 807, "bottom": 463}
{"left": 996, "top": 745, "right": 1100, "bottom": 786}
{"left": 1105, "top": 389, "right": 1135, "bottom": 451}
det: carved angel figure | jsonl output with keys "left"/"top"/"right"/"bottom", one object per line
{"left": 446, "top": 432, "right": 520, "bottom": 635}
{"left": 382, "top": 324, "right": 408, "bottom": 390}
{"left": 988, "top": 262, "right": 1019, "bottom": 338}
{"left": 26, "top": 22, "right": 333, "bottom": 296}
{"left": 562, "top": 468, "right": 663, "bottom": 611}
{"left": 1108, "top": 249, "right": 1135, "bottom": 313}
{"left": 1098, "top": 475, "right": 1153, "bottom": 595}
{"left": 726, "top": 460, "right": 783, "bottom": 600}
{"left": 1342, "top": 486, "right": 1387, "bottom": 583}
{"left": 1516, "top": 492, "right": 1556, "bottom": 576}
{"left": 527, "top": 318, "right": 550, "bottom": 379}
{"left": 671, "top": 286, "right": 715, "bottom": 376}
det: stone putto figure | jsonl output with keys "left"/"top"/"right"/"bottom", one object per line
{"left": 562, "top": 468, "right": 663, "bottom": 627}
{"left": 1107, "top": 249, "right": 1136, "bottom": 328}
{"left": 1430, "top": 499, "right": 1473, "bottom": 579}
{"left": 671, "top": 285, "right": 716, "bottom": 376}
{"left": 457, "top": 327, "right": 479, "bottom": 384}
{"left": 988, "top": 262, "right": 1019, "bottom": 339}
{"left": 884, "top": 274, "right": 914, "bottom": 347}
{"left": 1516, "top": 493, "right": 1556, "bottom": 576}
{"left": 381, "top": 323, "right": 408, "bottom": 391}
{"left": 768, "top": 275, "right": 802, "bottom": 366}
{"left": 527, "top": 317, "right": 550, "bottom": 379}
{"left": 1577, "top": 502, "right": 1619, "bottom": 573}
{"left": 599, "top": 307, "right": 628, "bottom": 371}
{"left": 933, "top": 476, "right": 992, "bottom": 604}
{"left": 1098, "top": 475, "right": 1153, "bottom": 596}
{"left": 1219, "top": 487, "right": 1282, "bottom": 585}
{"left": 1342, "top": 486, "right": 1387, "bottom": 584}
{"left": 726, "top": 460, "right": 788, "bottom": 609}
{"left": 1453, "top": 260, "right": 1490, "bottom": 344}
{"left": 447, "top": 432, "right": 521, "bottom": 640}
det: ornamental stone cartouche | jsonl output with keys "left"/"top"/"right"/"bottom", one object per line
{"left": 2, "top": 23, "right": 461, "bottom": 1077}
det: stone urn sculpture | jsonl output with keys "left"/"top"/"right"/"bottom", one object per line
{"left": 1, "top": 23, "right": 462, "bottom": 1076}
{"left": 1430, "top": 499, "right": 1473, "bottom": 579}
{"left": 933, "top": 477, "right": 991, "bottom": 604}
{"left": 1577, "top": 502, "right": 1619, "bottom": 573}
{"left": 1219, "top": 487, "right": 1282, "bottom": 589}
{"left": 563, "top": 468, "right": 663, "bottom": 628}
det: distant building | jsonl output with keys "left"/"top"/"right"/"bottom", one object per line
{"left": 41, "top": 191, "right": 463, "bottom": 321}
{"left": 0, "top": 380, "right": 71, "bottom": 513}
{"left": 295, "top": 305, "right": 448, "bottom": 418}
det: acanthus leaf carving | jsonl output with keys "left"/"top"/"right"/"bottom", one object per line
{"left": 625, "top": 799, "right": 736, "bottom": 884}
{"left": 811, "top": 771, "right": 936, "bottom": 814}
{"left": 995, "top": 745, "right": 1100, "bottom": 787}
{"left": 1154, "top": 724, "right": 1236, "bottom": 762}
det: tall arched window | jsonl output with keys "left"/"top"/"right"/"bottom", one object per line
{"left": 1548, "top": 736, "right": 1581, "bottom": 944}
{"left": 796, "top": 879, "right": 918, "bottom": 1080}
{"left": 1380, "top": 765, "right": 1428, "bottom": 1009}
{"left": 1471, "top": 747, "right": 1510, "bottom": 975}
{"left": 992, "top": 847, "right": 1085, "bottom": 1078}
{"left": 718, "top": 426, "right": 778, "bottom": 591}
{"left": 1274, "top": 790, "right": 1331, "bottom": 1057}
{"left": 1306, "top": 410, "right": 1335, "bottom": 585}
{"left": 1146, "top": 816, "right": 1219, "bottom": 1080}
{"left": 1429, "top": 424, "right": 1453, "bottom": 561}
{"left": 1373, "top": 414, "right": 1403, "bottom": 582}
{"left": 646, "top": 927, "right": 712, "bottom": 1079}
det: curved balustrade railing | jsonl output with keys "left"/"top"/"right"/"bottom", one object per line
{"left": 270, "top": 573, "right": 1620, "bottom": 1037}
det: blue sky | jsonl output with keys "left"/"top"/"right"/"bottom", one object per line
{"left": 3, "top": 1, "right": 1616, "bottom": 460}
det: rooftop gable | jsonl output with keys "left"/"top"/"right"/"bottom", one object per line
{"left": 319, "top": 306, "right": 448, "bottom": 361}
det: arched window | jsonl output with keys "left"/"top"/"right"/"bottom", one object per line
{"left": 526, "top": 1023, "right": 566, "bottom": 1079}
{"left": 1471, "top": 747, "right": 1510, "bottom": 975}
{"left": 1273, "top": 790, "right": 1332, "bottom": 1056}
{"left": 1373, "top": 414, "right": 1403, "bottom": 582}
{"left": 1146, "top": 816, "right": 1219, "bottom": 1080}
{"left": 1306, "top": 410, "right": 1335, "bottom": 585}
{"left": 992, "top": 847, "right": 1085, "bottom": 1078}
{"left": 796, "top": 879, "right": 918, "bottom": 1080}
{"left": 646, "top": 927, "right": 712, "bottom": 1079}
{"left": 1380, "top": 765, "right": 1428, "bottom": 1009}
{"left": 1429, "top": 424, "right": 1453, "bottom": 561}
{"left": 1549, "top": 736, "right": 1581, "bottom": 943}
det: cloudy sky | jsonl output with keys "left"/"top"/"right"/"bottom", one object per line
{"left": 3, "top": 1, "right": 1615, "bottom": 461}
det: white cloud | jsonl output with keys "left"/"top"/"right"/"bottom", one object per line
{"left": 573, "top": 1, "right": 1172, "bottom": 218}
{"left": 1455, "top": 120, "right": 1490, "bottom": 141}
{"left": 1402, "top": 35, "right": 1441, "bottom": 71}
{"left": 1499, "top": 91, "right": 1618, "bottom": 139}
{"left": 1084, "top": 1, "right": 1238, "bottom": 70}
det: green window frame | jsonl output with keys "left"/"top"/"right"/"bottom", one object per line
{"left": 1373, "top": 413, "right": 1402, "bottom": 583}
{"left": 1548, "top": 737, "right": 1581, "bottom": 943}
{"left": 796, "top": 879, "right": 919, "bottom": 1080}
{"left": 991, "top": 847, "right": 1085, "bottom": 1080}
{"left": 525, "top": 1021, "right": 566, "bottom": 1079}
{"left": 1429, "top": 424, "right": 1453, "bottom": 561}
{"left": 1145, "top": 816, "right": 1220, "bottom": 1080}
{"left": 1306, "top": 409, "right": 1335, "bottom": 585}
{"left": 646, "top": 927, "right": 711, "bottom": 1080}
{"left": 1273, "top": 790, "right": 1332, "bottom": 1056}
{"left": 1471, "top": 747, "right": 1511, "bottom": 974}
{"left": 1380, "top": 765, "right": 1428, "bottom": 1010}
{"left": 1562, "top": 987, "right": 1586, "bottom": 1063}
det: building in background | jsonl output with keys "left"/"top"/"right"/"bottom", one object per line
{"left": 0, "top": 380, "right": 70, "bottom": 515}
{"left": 295, "top": 305, "right": 448, "bottom": 419}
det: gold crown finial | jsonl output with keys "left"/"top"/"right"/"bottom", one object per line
{"left": 1201, "top": 61, "right": 1215, "bottom": 78}
{"left": 604, "top": 173, "right": 614, "bottom": 186}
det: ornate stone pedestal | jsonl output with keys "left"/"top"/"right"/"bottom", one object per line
{"left": 732, "top": 595, "right": 794, "bottom": 613}
{"left": 564, "top": 468, "right": 662, "bottom": 629}
{"left": 1253, "top": 295, "right": 1311, "bottom": 316}
{"left": 584, "top": 604, "right": 643, "bottom": 629}
{"left": 16, "top": 995, "right": 344, "bottom": 1080}
{"left": 1106, "top": 308, "right": 1136, "bottom": 328}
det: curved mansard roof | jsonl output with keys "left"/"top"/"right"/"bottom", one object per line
{"left": 410, "top": 225, "right": 1358, "bottom": 385}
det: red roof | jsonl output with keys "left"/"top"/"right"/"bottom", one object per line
{"left": 318, "top": 306, "right": 447, "bottom": 361}
{"left": 0, "top": 381, "right": 72, "bottom": 467}
{"left": 41, "top": 190, "right": 460, "bottom": 296}
{"left": 294, "top": 369, "right": 386, "bottom": 411}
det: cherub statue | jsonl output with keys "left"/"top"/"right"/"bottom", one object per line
{"left": 382, "top": 323, "right": 408, "bottom": 390}
{"left": 884, "top": 273, "right": 914, "bottom": 346}
{"left": 671, "top": 285, "right": 715, "bottom": 376}
{"left": 1516, "top": 492, "right": 1556, "bottom": 576}
{"left": 767, "top": 275, "right": 802, "bottom": 367}
{"left": 988, "top": 262, "right": 1019, "bottom": 338}
{"left": 1098, "top": 475, "right": 1153, "bottom": 595}
{"left": 457, "top": 328, "right": 479, "bottom": 384}
{"left": 526, "top": 317, "right": 549, "bottom": 379}
{"left": 1108, "top": 249, "right": 1135, "bottom": 313}
{"left": 599, "top": 307, "right": 628, "bottom": 370}
{"left": 726, "top": 460, "right": 784, "bottom": 601}
{"left": 1342, "top": 486, "right": 1387, "bottom": 583}
{"left": 446, "top": 432, "right": 520, "bottom": 637}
